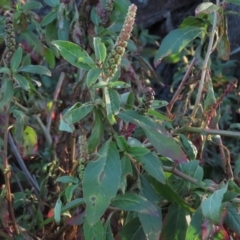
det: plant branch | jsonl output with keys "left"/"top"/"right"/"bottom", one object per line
{"left": 175, "top": 126, "right": 240, "bottom": 138}
{"left": 167, "top": 57, "right": 196, "bottom": 113}
{"left": 3, "top": 106, "right": 19, "bottom": 234}
{"left": 8, "top": 133, "right": 40, "bottom": 196}
{"left": 163, "top": 165, "right": 240, "bottom": 203}
{"left": 192, "top": 0, "right": 219, "bottom": 117}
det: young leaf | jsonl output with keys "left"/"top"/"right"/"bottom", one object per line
{"left": 44, "top": 0, "right": 60, "bottom": 7}
{"left": 0, "top": 79, "right": 14, "bottom": 111}
{"left": 93, "top": 37, "right": 107, "bottom": 63}
{"left": 127, "top": 146, "right": 150, "bottom": 156}
{"left": 111, "top": 193, "right": 159, "bottom": 216}
{"left": 23, "top": 126, "right": 37, "bottom": 156}
{"left": 44, "top": 47, "right": 56, "bottom": 69}
{"left": 54, "top": 198, "right": 62, "bottom": 224}
{"left": 52, "top": 40, "right": 96, "bottom": 70}
{"left": 41, "top": 11, "right": 58, "bottom": 26}
{"left": 18, "top": 65, "right": 51, "bottom": 76}
{"left": 56, "top": 176, "right": 78, "bottom": 184}
{"left": 195, "top": 2, "right": 220, "bottom": 15}
{"left": 83, "top": 140, "right": 121, "bottom": 225}
{"left": 160, "top": 204, "right": 188, "bottom": 240}
{"left": 65, "top": 184, "right": 78, "bottom": 202}
{"left": 88, "top": 109, "right": 104, "bottom": 153}
{"left": 0, "top": 67, "right": 10, "bottom": 74}
{"left": 225, "top": 203, "right": 240, "bottom": 236}
{"left": 154, "top": 26, "right": 203, "bottom": 67}
{"left": 104, "top": 88, "right": 117, "bottom": 124}
{"left": 13, "top": 74, "right": 30, "bottom": 91}
{"left": 84, "top": 219, "right": 104, "bottom": 240}
{"left": 63, "top": 103, "right": 94, "bottom": 124}
{"left": 21, "top": 1, "right": 42, "bottom": 10}
{"left": 185, "top": 207, "right": 203, "bottom": 240}
{"left": 201, "top": 183, "right": 228, "bottom": 225}
{"left": 103, "top": 212, "right": 115, "bottom": 240}
{"left": 86, "top": 68, "right": 102, "bottom": 88}
{"left": 136, "top": 152, "right": 166, "bottom": 184}
{"left": 10, "top": 47, "right": 23, "bottom": 71}
{"left": 115, "top": 135, "right": 128, "bottom": 151}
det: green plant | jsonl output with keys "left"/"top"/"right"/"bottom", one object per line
{"left": 1, "top": 0, "right": 240, "bottom": 239}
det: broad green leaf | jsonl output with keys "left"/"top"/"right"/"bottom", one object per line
{"left": 148, "top": 176, "right": 193, "bottom": 211}
{"left": 0, "top": 67, "right": 10, "bottom": 74}
{"left": 44, "top": 0, "right": 59, "bottom": 7}
{"left": 103, "top": 213, "right": 115, "bottom": 240}
{"left": 88, "top": 109, "right": 104, "bottom": 153}
{"left": 139, "top": 176, "right": 162, "bottom": 240}
{"left": 145, "top": 129, "right": 187, "bottom": 163}
{"left": 44, "top": 47, "right": 56, "bottom": 69}
{"left": 21, "top": 1, "right": 42, "bottom": 10}
{"left": 40, "top": 198, "right": 84, "bottom": 226}
{"left": 86, "top": 68, "right": 102, "bottom": 88}
{"left": 111, "top": 193, "right": 159, "bottom": 216}
{"left": 65, "top": 184, "right": 78, "bottom": 202}
{"left": 201, "top": 183, "right": 228, "bottom": 224}
{"left": 83, "top": 141, "right": 121, "bottom": 225}
{"left": 93, "top": 37, "right": 107, "bottom": 63}
{"left": 195, "top": 2, "right": 220, "bottom": 15}
{"left": 13, "top": 74, "right": 30, "bottom": 91}
{"left": 63, "top": 103, "right": 94, "bottom": 124}
{"left": 127, "top": 146, "right": 150, "bottom": 156}
{"left": 56, "top": 176, "right": 78, "bottom": 184}
{"left": 147, "top": 109, "right": 170, "bottom": 121}
{"left": 108, "top": 88, "right": 120, "bottom": 114}
{"left": 18, "top": 65, "right": 51, "bottom": 76}
{"left": 225, "top": 203, "right": 240, "bottom": 236}
{"left": 119, "top": 217, "right": 146, "bottom": 240}
{"left": 154, "top": 26, "right": 203, "bottom": 66}
{"left": 179, "top": 160, "right": 203, "bottom": 190}
{"left": 84, "top": 219, "right": 104, "bottom": 240}
{"left": 52, "top": 40, "right": 96, "bottom": 70}
{"left": 180, "top": 16, "right": 209, "bottom": 29}
{"left": 115, "top": 135, "right": 128, "bottom": 151}
{"left": 54, "top": 198, "right": 62, "bottom": 224}
{"left": 58, "top": 18, "right": 70, "bottom": 41}
{"left": 185, "top": 207, "right": 203, "bottom": 240}
{"left": 119, "top": 155, "right": 133, "bottom": 194}
{"left": 41, "top": 11, "right": 58, "bottom": 26}
{"left": 0, "top": 79, "right": 14, "bottom": 111}
{"left": 108, "top": 81, "right": 130, "bottom": 89}
{"left": 104, "top": 88, "right": 116, "bottom": 124}
{"left": 160, "top": 204, "right": 188, "bottom": 240}
{"left": 23, "top": 126, "right": 37, "bottom": 156}
{"left": 118, "top": 110, "right": 187, "bottom": 162}
{"left": 120, "top": 92, "right": 135, "bottom": 109}
{"left": 151, "top": 100, "right": 168, "bottom": 109}
{"left": 136, "top": 153, "right": 166, "bottom": 184}
{"left": 59, "top": 117, "right": 75, "bottom": 133}
{"left": 10, "top": 47, "right": 23, "bottom": 71}
{"left": 179, "top": 134, "right": 198, "bottom": 160}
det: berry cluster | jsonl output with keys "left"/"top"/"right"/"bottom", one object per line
{"left": 4, "top": 10, "right": 16, "bottom": 66}
{"left": 137, "top": 87, "right": 155, "bottom": 114}
{"left": 101, "top": 0, "right": 114, "bottom": 27}
{"left": 103, "top": 4, "right": 137, "bottom": 79}
{"left": 77, "top": 135, "right": 89, "bottom": 181}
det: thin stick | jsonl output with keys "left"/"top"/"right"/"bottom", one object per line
{"left": 167, "top": 57, "right": 196, "bottom": 113}
{"left": 8, "top": 133, "right": 40, "bottom": 196}
{"left": 3, "top": 107, "right": 19, "bottom": 234}
{"left": 192, "top": 0, "right": 219, "bottom": 117}
{"left": 175, "top": 126, "right": 240, "bottom": 138}
{"left": 46, "top": 72, "right": 65, "bottom": 132}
